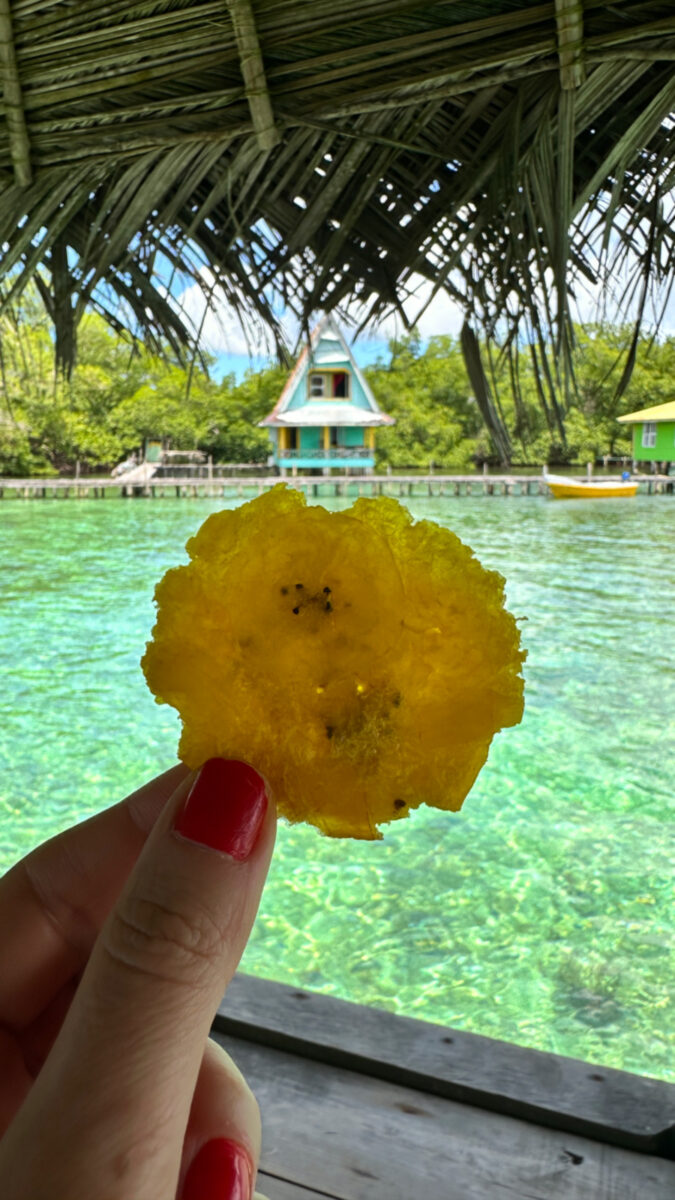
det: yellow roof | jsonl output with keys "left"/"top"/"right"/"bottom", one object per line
{"left": 618, "top": 400, "right": 675, "bottom": 424}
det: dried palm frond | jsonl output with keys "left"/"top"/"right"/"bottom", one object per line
{"left": 0, "top": 0, "right": 673, "bottom": 454}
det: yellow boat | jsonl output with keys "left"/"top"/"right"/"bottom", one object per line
{"left": 544, "top": 472, "right": 639, "bottom": 499}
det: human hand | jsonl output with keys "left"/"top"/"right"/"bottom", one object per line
{"left": 0, "top": 758, "right": 276, "bottom": 1199}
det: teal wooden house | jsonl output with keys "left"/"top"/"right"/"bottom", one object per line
{"left": 260, "top": 316, "right": 394, "bottom": 473}
{"left": 618, "top": 400, "right": 675, "bottom": 465}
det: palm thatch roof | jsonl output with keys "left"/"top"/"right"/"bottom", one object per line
{"left": 1, "top": 0, "right": 674, "bottom": 445}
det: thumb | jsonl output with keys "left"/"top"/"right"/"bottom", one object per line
{"left": 2, "top": 759, "right": 275, "bottom": 1200}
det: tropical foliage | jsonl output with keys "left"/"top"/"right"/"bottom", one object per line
{"left": 365, "top": 327, "right": 673, "bottom": 469}
{"left": 1, "top": 0, "right": 674, "bottom": 429}
{"left": 2, "top": 294, "right": 673, "bottom": 477}
{"left": 0, "top": 299, "right": 281, "bottom": 476}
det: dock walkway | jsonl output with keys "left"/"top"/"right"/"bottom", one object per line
{"left": 1, "top": 472, "right": 673, "bottom": 500}
{"left": 217, "top": 975, "right": 675, "bottom": 1200}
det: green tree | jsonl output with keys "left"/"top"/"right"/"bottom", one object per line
{"left": 201, "top": 364, "right": 288, "bottom": 464}
{"left": 366, "top": 333, "right": 480, "bottom": 469}
{"left": 2, "top": 289, "right": 674, "bottom": 478}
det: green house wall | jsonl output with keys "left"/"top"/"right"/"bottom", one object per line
{"left": 342, "top": 426, "right": 364, "bottom": 446}
{"left": 295, "top": 427, "right": 365, "bottom": 450}
{"left": 300, "top": 427, "right": 321, "bottom": 450}
{"left": 631, "top": 421, "right": 675, "bottom": 462}
{"left": 283, "top": 326, "right": 377, "bottom": 415}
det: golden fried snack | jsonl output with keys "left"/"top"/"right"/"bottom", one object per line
{"left": 142, "top": 485, "right": 525, "bottom": 839}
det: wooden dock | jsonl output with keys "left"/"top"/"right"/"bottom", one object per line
{"left": 1, "top": 472, "right": 673, "bottom": 501}
{"left": 218, "top": 975, "right": 675, "bottom": 1199}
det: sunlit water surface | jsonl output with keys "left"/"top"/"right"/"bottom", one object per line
{"left": 1, "top": 493, "right": 673, "bottom": 1080}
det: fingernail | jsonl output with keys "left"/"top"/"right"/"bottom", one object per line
{"left": 183, "top": 1138, "right": 253, "bottom": 1200}
{"left": 174, "top": 759, "right": 267, "bottom": 860}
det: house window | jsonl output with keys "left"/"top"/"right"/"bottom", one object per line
{"left": 333, "top": 372, "right": 350, "bottom": 398}
{"left": 309, "top": 373, "right": 325, "bottom": 397}
{"left": 642, "top": 421, "right": 656, "bottom": 448}
{"left": 287, "top": 428, "right": 298, "bottom": 450}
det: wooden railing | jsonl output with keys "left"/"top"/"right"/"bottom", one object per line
{"left": 279, "top": 447, "right": 371, "bottom": 459}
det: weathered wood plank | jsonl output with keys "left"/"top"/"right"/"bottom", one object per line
{"left": 256, "top": 1173, "right": 340, "bottom": 1200}
{"left": 215, "top": 974, "right": 675, "bottom": 1158}
{"left": 212, "top": 1031, "right": 675, "bottom": 1200}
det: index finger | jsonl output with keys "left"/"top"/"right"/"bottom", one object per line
{"left": 0, "top": 763, "right": 189, "bottom": 1028}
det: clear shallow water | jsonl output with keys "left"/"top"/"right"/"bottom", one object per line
{"left": 1, "top": 493, "right": 673, "bottom": 1080}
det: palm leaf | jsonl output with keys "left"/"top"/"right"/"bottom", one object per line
{"left": 0, "top": 0, "right": 672, "bottom": 446}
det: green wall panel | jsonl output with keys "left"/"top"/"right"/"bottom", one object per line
{"left": 632, "top": 422, "right": 675, "bottom": 462}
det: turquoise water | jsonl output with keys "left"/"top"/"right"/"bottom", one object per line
{"left": 1, "top": 493, "right": 673, "bottom": 1080}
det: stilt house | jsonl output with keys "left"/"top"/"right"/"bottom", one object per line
{"left": 618, "top": 401, "right": 675, "bottom": 468}
{"left": 260, "top": 317, "right": 393, "bottom": 474}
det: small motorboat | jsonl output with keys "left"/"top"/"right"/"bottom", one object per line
{"left": 544, "top": 471, "right": 639, "bottom": 499}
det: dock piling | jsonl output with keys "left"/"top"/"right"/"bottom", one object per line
{"left": 0, "top": 473, "right": 669, "bottom": 501}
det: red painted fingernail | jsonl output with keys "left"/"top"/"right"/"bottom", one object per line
{"left": 174, "top": 759, "right": 267, "bottom": 860}
{"left": 183, "top": 1137, "right": 253, "bottom": 1200}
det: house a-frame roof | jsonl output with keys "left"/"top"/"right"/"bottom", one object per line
{"left": 260, "top": 315, "right": 394, "bottom": 427}
{"left": 617, "top": 400, "right": 675, "bottom": 424}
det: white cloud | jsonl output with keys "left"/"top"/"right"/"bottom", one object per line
{"left": 173, "top": 269, "right": 280, "bottom": 358}
{"left": 175, "top": 253, "right": 675, "bottom": 373}
{"left": 350, "top": 275, "right": 466, "bottom": 342}
{"left": 569, "top": 267, "right": 675, "bottom": 333}
{"left": 174, "top": 265, "right": 466, "bottom": 361}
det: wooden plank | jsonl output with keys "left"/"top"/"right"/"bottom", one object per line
{"left": 256, "top": 1174, "right": 339, "bottom": 1200}
{"left": 215, "top": 974, "right": 675, "bottom": 1158}
{"left": 212, "top": 1031, "right": 675, "bottom": 1200}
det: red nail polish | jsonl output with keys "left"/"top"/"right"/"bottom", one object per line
{"left": 174, "top": 759, "right": 267, "bottom": 860}
{"left": 183, "top": 1138, "right": 253, "bottom": 1200}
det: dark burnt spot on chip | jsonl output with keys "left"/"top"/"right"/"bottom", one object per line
{"left": 393, "top": 798, "right": 406, "bottom": 810}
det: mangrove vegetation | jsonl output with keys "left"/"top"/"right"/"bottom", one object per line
{"left": 1, "top": 294, "right": 674, "bottom": 477}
